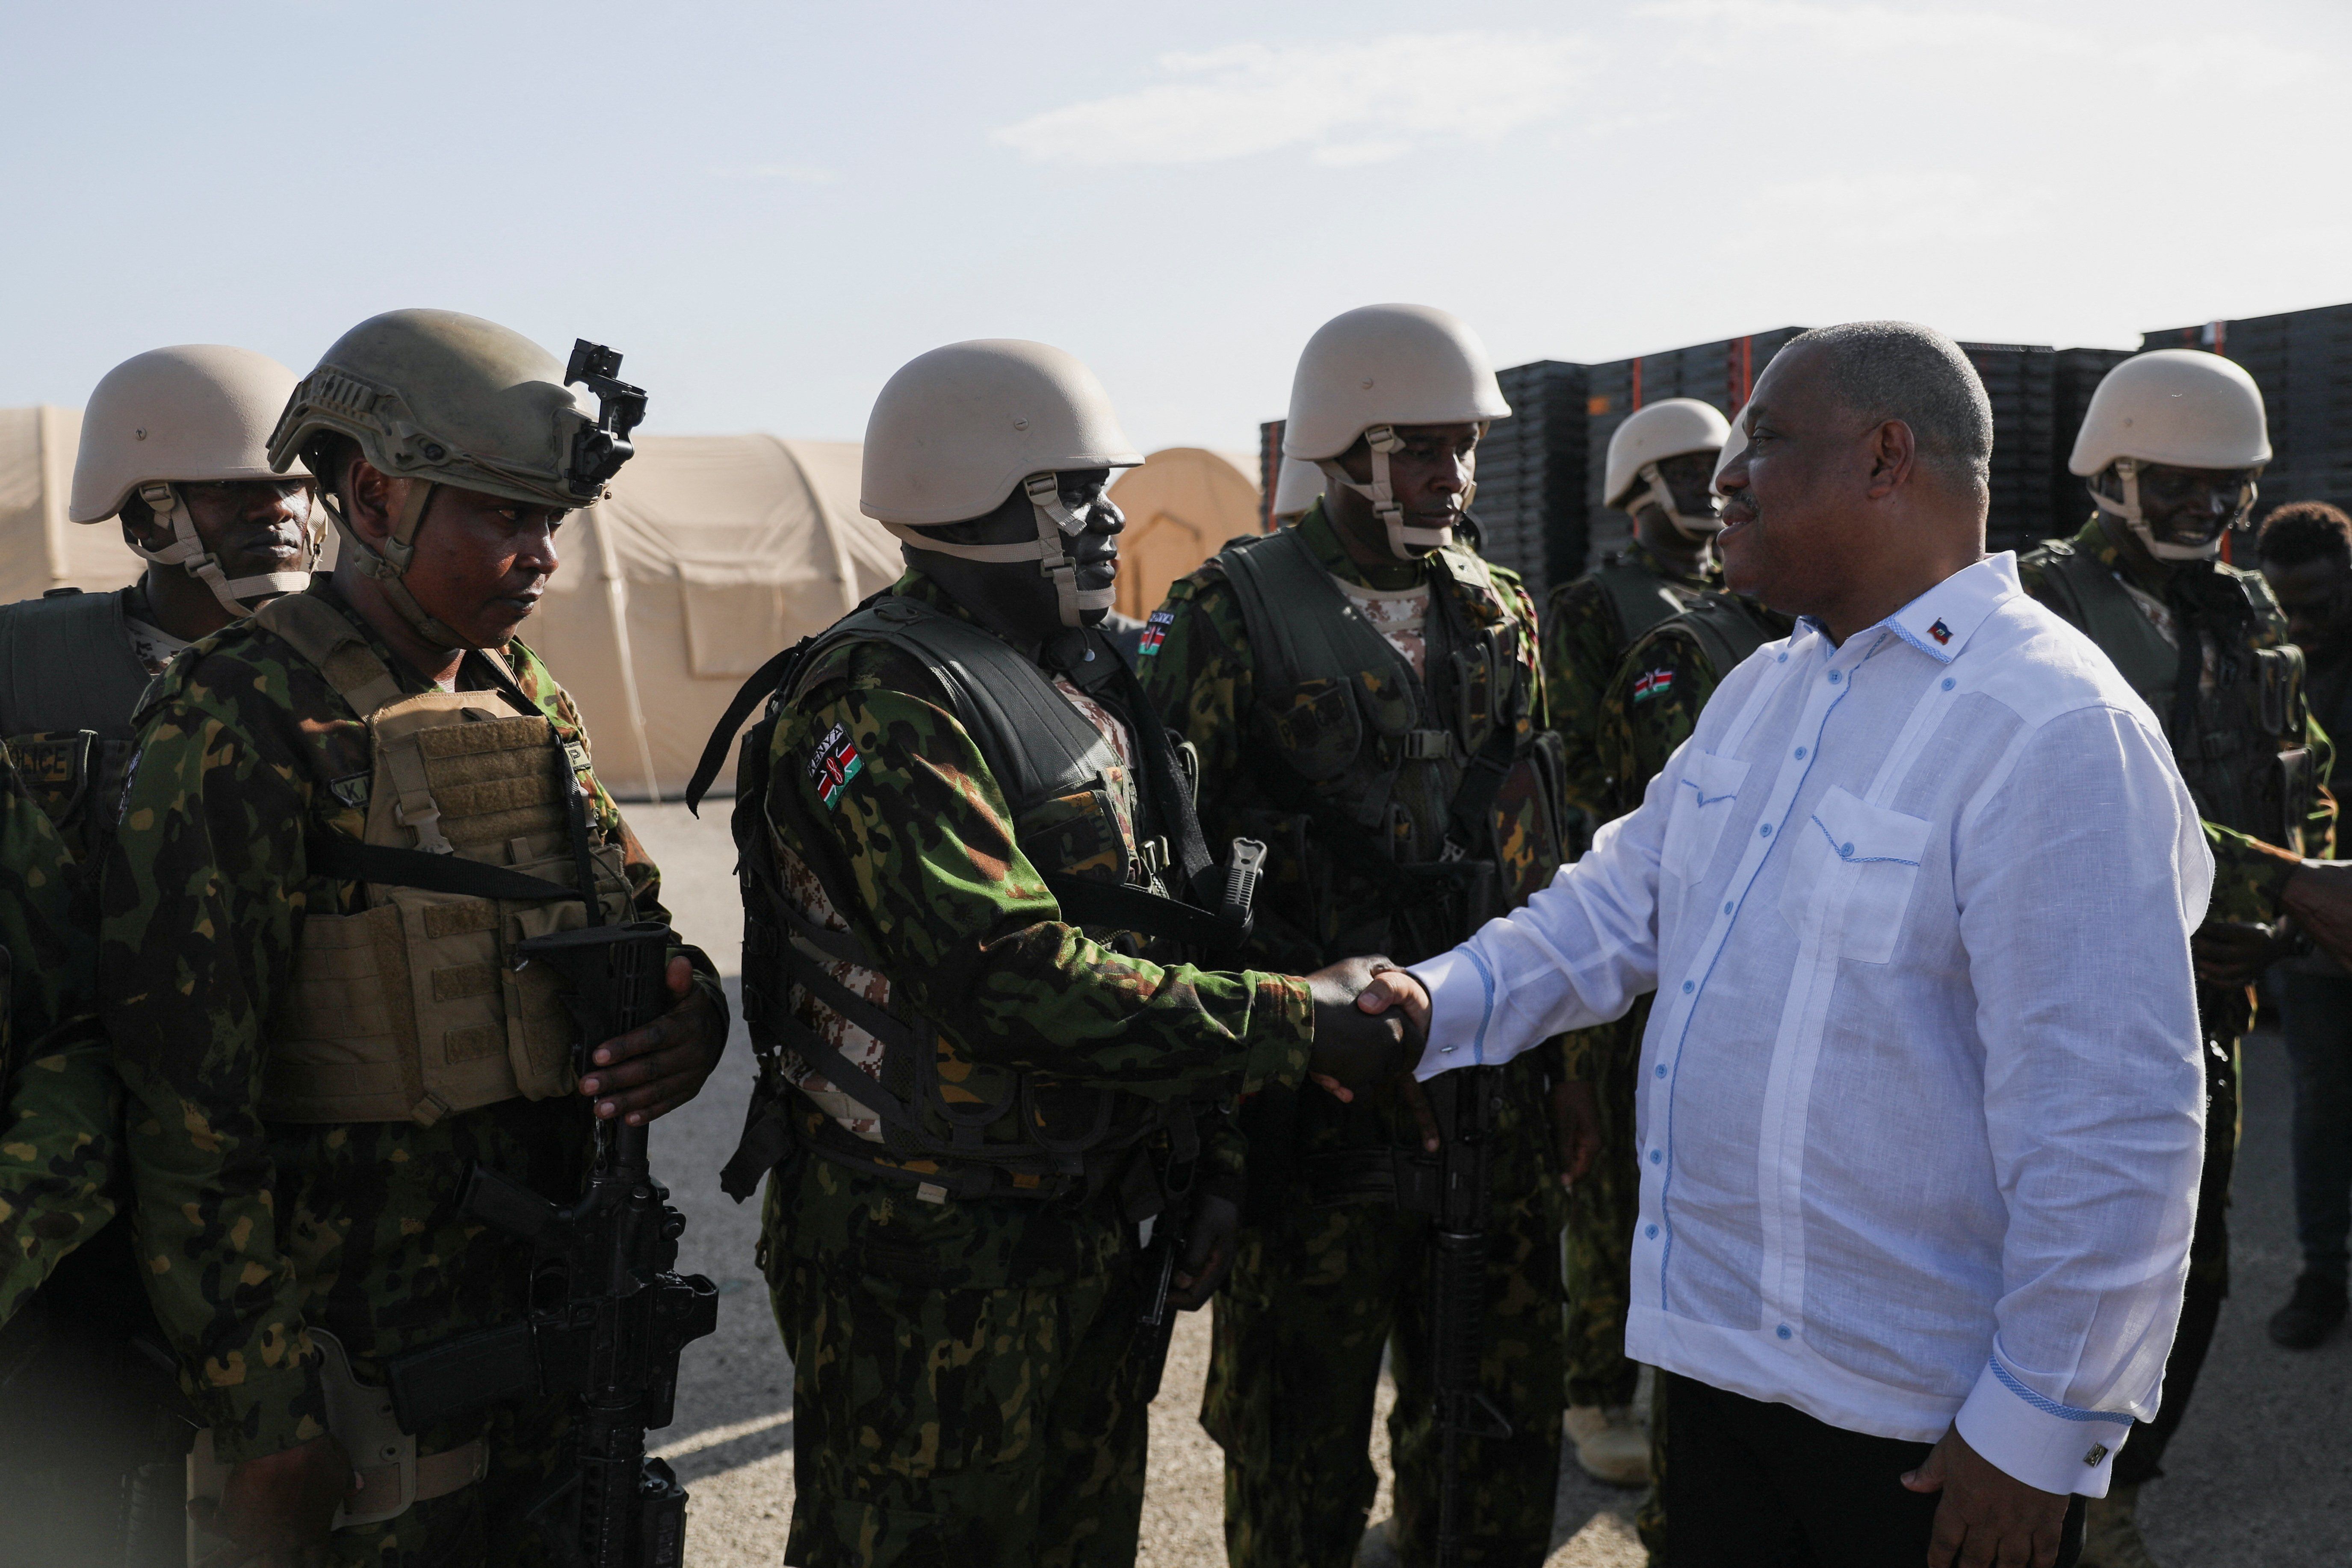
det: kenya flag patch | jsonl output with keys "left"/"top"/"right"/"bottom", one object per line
{"left": 1631, "top": 667, "right": 1675, "bottom": 703}
{"left": 1137, "top": 608, "right": 1176, "bottom": 658}
{"left": 809, "top": 722, "right": 865, "bottom": 809}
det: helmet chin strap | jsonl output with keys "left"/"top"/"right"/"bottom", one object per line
{"left": 2095, "top": 458, "right": 2228, "bottom": 563}
{"left": 1321, "top": 425, "right": 1466, "bottom": 559}
{"left": 880, "top": 471, "right": 1113, "bottom": 631}
{"left": 1637, "top": 461, "right": 1723, "bottom": 540}
{"left": 131, "top": 482, "right": 316, "bottom": 620}
{"left": 324, "top": 481, "right": 471, "bottom": 649}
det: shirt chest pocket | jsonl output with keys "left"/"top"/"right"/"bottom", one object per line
{"left": 1662, "top": 749, "right": 1750, "bottom": 885}
{"left": 1777, "top": 785, "right": 1931, "bottom": 964}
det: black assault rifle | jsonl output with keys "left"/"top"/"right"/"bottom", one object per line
{"left": 388, "top": 921, "right": 720, "bottom": 1568}
{"left": 1430, "top": 1063, "right": 1511, "bottom": 1568}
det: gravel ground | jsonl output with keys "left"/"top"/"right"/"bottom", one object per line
{"left": 627, "top": 801, "right": 2350, "bottom": 1566}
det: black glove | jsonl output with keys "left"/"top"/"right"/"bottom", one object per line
{"left": 1303, "top": 955, "right": 1418, "bottom": 1098}
{"left": 1165, "top": 1191, "right": 1242, "bottom": 1311}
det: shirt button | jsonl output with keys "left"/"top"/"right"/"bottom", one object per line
{"left": 1681, "top": 980, "right": 1695, "bottom": 994}
{"left": 1759, "top": 823, "right": 1773, "bottom": 837}
{"left": 1723, "top": 901, "right": 1734, "bottom": 914}
{"left": 1777, "top": 1324, "right": 1793, "bottom": 1341}
{"left": 1794, "top": 746, "right": 1806, "bottom": 759}
{"left": 1650, "top": 1149, "right": 1664, "bottom": 1164}
{"left": 1827, "top": 671, "right": 1843, "bottom": 685}
{"left": 1655, "top": 1063, "right": 1667, "bottom": 1078}
{"left": 1840, "top": 842, "right": 1854, "bottom": 859}
{"left": 1941, "top": 677, "right": 1956, "bottom": 691}
{"left": 1646, "top": 1224, "right": 1660, "bottom": 1239}
{"left": 1777, "top": 653, "right": 1788, "bottom": 663}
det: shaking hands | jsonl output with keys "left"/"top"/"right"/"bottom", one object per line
{"left": 1300, "top": 957, "right": 1433, "bottom": 1101}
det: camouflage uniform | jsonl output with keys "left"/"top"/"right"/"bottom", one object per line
{"left": 1141, "top": 502, "right": 1569, "bottom": 1568}
{"left": 98, "top": 582, "right": 720, "bottom": 1565}
{"left": 742, "top": 570, "right": 1313, "bottom": 1568}
{"left": 0, "top": 740, "right": 109, "bottom": 1322}
{"left": 1561, "top": 592, "right": 1796, "bottom": 1561}
{"left": 2017, "top": 518, "right": 2334, "bottom": 1492}
{"left": 1540, "top": 540, "right": 1716, "bottom": 827}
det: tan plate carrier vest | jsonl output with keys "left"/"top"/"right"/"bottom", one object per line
{"left": 254, "top": 595, "right": 632, "bottom": 1125}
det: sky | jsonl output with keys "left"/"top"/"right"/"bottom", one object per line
{"left": 4, "top": 0, "right": 2349, "bottom": 454}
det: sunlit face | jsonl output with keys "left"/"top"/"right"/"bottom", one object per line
{"left": 907, "top": 469, "right": 1124, "bottom": 635}
{"left": 136, "top": 478, "right": 316, "bottom": 576}
{"left": 402, "top": 483, "right": 569, "bottom": 647}
{"left": 1327, "top": 421, "right": 1481, "bottom": 557}
{"left": 2097, "top": 461, "right": 2262, "bottom": 554}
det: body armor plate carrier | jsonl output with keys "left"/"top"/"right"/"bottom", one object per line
{"left": 689, "top": 594, "right": 1255, "bottom": 1203}
{"left": 2033, "top": 539, "right": 2313, "bottom": 851}
{"left": 252, "top": 593, "right": 633, "bottom": 1125}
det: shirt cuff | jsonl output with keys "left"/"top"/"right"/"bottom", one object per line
{"left": 1405, "top": 946, "right": 1495, "bottom": 1081}
{"left": 1240, "top": 973, "right": 1314, "bottom": 1096}
{"left": 1952, "top": 1353, "right": 2135, "bottom": 1498}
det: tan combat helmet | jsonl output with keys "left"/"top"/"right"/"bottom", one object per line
{"left": 268, "top": 309, "right": 646, "bottom": 647}
{"left": 1606, "top": 397, "right": 1732, "bottom": 539}
{"left": 70, "top": 344, "right": 316, "bottom": 619}
{"left": 1270, "top": 454, "right": 1325, "bottom": 524}
{"left": 1282, "top": 303, "right": 1510, "bottom": 558}
{"left": 860, "top": 339, "right": 1142, "bottom": 628}
{"left": 2069, "top": 348, "right": 2271, "bottom": 562}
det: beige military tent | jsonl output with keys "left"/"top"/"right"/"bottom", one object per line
{"left": 0, "top": 412, "right": 897, "bottom": 800}
{"left": 1106, "top": 447, "right": 1262, "bottom": 621}
{"left": 0, "top": 406, "right": 143, "bottom": 599}
{"left": 522, "top": 435, "right": 898, "bottom": 800}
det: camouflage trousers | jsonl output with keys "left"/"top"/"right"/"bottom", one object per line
{"left": 766, "top": 1191, "right": 1168, "bottom": 1565}
{"left": 1204, "top": 1173, "right": 1567, "bottom": 1567}
{"left": 1563, "top": 1003, "right": 1647, "bottom": 1411}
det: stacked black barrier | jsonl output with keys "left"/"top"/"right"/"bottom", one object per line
{"left": 1471, "top": 360, "right": 1591, "bottom": 603}
{"left": 1956, "top": 343, "right": 2059, "bottom": 556}
{"left": 2047, "top": 347, "right": 2134, "bottom": 543}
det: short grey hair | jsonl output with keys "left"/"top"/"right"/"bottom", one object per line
{"left": 1784, "top": 321, "right": 1993, "bottom": 492}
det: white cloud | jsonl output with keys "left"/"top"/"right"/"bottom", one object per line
{"left": 993, "top": 32, "right": 1591, "bottom": 168}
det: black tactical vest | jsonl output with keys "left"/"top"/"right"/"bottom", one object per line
{"left": 1211, "top": 526, "right": 1565, "bottom": 965}
{"left": 1584, "top": 553, "right": 1707, "bottom": 653}
{"left": 0, "top": 587, "right": 157, "bottom": 859}
{"left": 712, "top": 595, "right": 1236, "bottom": 1202}
{"left": 2027, "top": 537, "right": 2312, "bottom": 850}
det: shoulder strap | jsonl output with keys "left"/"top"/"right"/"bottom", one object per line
{"left": 251, "top": 592, "right": 406, "bottom": 716}
{"left": 1675, "top": 593, "right": 1782, "bottom": 677}
{"left": 2042, "top": 545, "right": 2178, "bottom": 699}
{"left": 1215, "top": 527, "right": 1421, "bottom": 706}
{"left": 1592, "top": 559, "right": 1693, "bottom": 650}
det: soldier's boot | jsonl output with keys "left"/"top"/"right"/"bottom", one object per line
{"left": 2078, "top": 1483, "right": 2162, "bottom": 1568}
{"left": 1563, "top": 1405, "right": 1651, "bottom": 1487}
{"left": 2266, "top": 1272, "right": 2348, "bottom": 1349}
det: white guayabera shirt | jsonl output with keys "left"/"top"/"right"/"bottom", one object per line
{"left": 1408, "top": 553, "right": 2211, "bottom": 1498}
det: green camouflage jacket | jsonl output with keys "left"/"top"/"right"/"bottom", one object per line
{"left": 1559, "top": 593, "right": 1794, "bottom": 1080}
{"left": 1541, "top": 540, "right": 1717, "bottom": 821}
{"left": 98, "top": 582, "right": 721, "bottom": 1463}
{"left": 2016, "top": 519, "right": 2336, "bottom": 928}
{"left": 0, "top": 741, "right": 111, "bottom": 1325}
{"left": 1138, "top": 502, "right": 1554, "bottom": 973}
{"left": 758, "top": 570, "right": 1312, "bottom": 1285}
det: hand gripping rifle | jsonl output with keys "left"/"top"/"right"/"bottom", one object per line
{"left": 387, "top": 921, "right": 721, "bottom": 1568}
{"left": 1431, "top": 1063, "right": 1511, "bottom": 1568}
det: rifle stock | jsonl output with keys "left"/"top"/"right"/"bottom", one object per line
{"left": 1433, "top": 1065, "right": 1511, "bottom": 1567}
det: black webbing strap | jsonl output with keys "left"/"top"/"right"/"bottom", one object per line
{"left": 1040, "top": 872, "right": 1247, "bottom": 952}
{"left": 306, "top": 838, "right": 580, "bottom": 901}
{"left": 464, "top": 649, "right": 606, "bottom": 929}
{"left": 685, "top": 640, "right": 809, "bottom": 815}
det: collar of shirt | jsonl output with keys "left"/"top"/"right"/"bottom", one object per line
{"left": 1792, "top": 552, "right": 2018, "bottom": 667}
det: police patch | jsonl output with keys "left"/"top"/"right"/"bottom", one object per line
{"left": 1631, "top": 667, "right": 1675, "bottom": 703}
{"left": 1136, "top": 608, "right": 1176, "bottom": 659}
{"left": 808, "top": 722, "right": 864, "bottom": 809}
